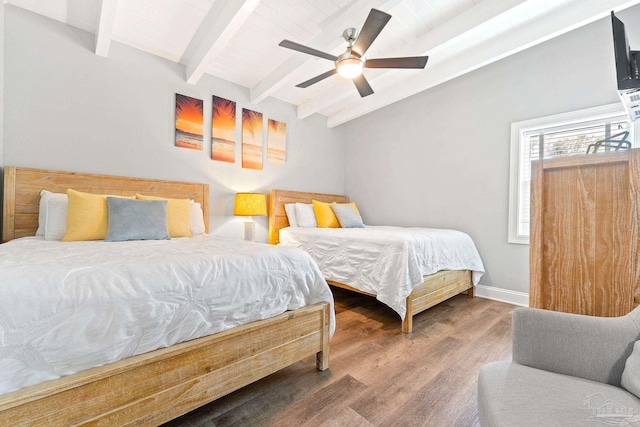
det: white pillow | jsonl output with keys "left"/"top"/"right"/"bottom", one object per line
{"left": 190, "top": 202, "right": 206, "bottom": 235}
{"left": 44, "top": 196, "right": 69, "bottom": 240}
{"left": 35, "top": 191, "right": 48, "bottom": 236}
{"left": 36, "top": 190, "right": 68, "bottom": 239}
{"left": 295, "top": 203, "right": 317, "bottom": 228}
{"left": 284, "top": 203, "right": 299, "bottom": 227}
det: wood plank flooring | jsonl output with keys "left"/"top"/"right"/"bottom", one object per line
{"left": 163, "top": 287, "right": 514, "bottom": 427}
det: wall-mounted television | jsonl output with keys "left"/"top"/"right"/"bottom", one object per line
{"left": 612, "top": 12, "right": 639, "bottom": 89}
{"left": 612, "top": 11, "right": 640, "bottom": 121}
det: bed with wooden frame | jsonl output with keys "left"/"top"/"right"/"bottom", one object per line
{"left": 269, "top": 189, "right": 474, "bottom": 334}
{"left": 0, "top": 167, "right": 330, "bottom": 426}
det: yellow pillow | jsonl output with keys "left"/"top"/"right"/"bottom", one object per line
{"left": 311, "top": 200, "right": 337, "bottom": 228}
{"left": 62, "top": 189, "right": 132, "bottom": 241}
{"left": 312, "top": 200, "right": 363, "bottom": 228}
{"left": 136, "top": 194, "right": 192, "bottom": 237}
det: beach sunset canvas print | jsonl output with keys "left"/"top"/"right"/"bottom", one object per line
{"left": 267, "top": 119, "right": 286, "bottom": 164}
{"left": 175, "top": 94, "right": 203, "bottom": 150}
{"left": 211, "top": 96, "right": 236, "bottom": 163}
{"left": 242, "top": 108, "right": 263, "bottom": 170}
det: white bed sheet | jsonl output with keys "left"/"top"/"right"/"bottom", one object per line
{"left": 279, "top": 226, "right": 485, "bottom": 319}
{"left": 0, "top": 235, "right": 334, "bottom": 395}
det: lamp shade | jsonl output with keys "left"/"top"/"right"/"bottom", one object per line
{"left": 234, "top": 193, "right": 267, "bottom": 216}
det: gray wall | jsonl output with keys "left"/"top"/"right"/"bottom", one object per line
{"left": 5, "top": 4, "right": 640, "bottom": 298}
{"left": 3, "top": 6, "right": 344, "bottom": 242}
{"left": 341, "top": 10, "right": 637, "bottom": 296}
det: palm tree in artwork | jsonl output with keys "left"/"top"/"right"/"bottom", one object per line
{"left": 175, "top": 94, "right": 204, "bottom": 137}
{"left": 269, "top": 119, "right": 286, "bottom": 134}
{"left": 242, "top": 109, "right": 263, "bottom": 138}
{"left": 176, "top": 94, "right": 203, "bottom": 119}
{"left": 267, "top": 119, "right": 286, "bottom": 164}
{"left": 213, "top": 97, "right": 236, "bottom": 121}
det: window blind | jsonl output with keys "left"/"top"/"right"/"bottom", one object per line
{"left": 517, "top": 116, "right": 632, "bottom": 237}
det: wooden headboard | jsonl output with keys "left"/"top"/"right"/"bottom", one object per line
{"left": 3, "top": 166, "right": 209, "bottom": 242}
{"left": 268, "top": 189, "right": 348, "bottom": 244}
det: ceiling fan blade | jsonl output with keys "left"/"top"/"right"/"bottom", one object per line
{"left": 365, "top": 56, "right": 429, "bottom": 69}
{"left": 296, "top": 69, "right": 338, "bottom": 88}
{"left": 352, "top": 9, "right": 392, "bottom": 57}
{"left": 353, "top": 74, "right": 374, "bottom": 97}
{"left": 279, "top": 40, "right": 337, "bottom": 61}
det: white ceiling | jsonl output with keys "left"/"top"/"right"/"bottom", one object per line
{"left": 7, "top": 0, "right": 640, "bottom": 127}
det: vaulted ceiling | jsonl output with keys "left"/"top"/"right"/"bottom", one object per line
{"left": 7, "top": 0, "right": 640, "bottom": 127}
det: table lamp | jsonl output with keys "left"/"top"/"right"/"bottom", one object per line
{"left": 234, "top": 193, "right": 267, "bottom": 241}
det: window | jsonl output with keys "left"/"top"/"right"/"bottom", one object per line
{"left": 508, "top": 103, "right": 636, "bottom": 244}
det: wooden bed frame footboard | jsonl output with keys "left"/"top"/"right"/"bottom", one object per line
{"left": 401, "top": 270, "right": 473, "bottom": 333}
{"left": 328, "top": 270, "right": 472, "bottom": 333}
{"left": 0, "top": 168, "right": 332, "bottom": 425}
{"left": 0, "top": 302, "right": 331, "bottom": 426}
{"left": 269, "top": 189, "right": 474, "bottom": 334}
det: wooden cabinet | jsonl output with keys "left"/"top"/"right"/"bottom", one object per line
{"left": 529, "top": 149, "right": 640, "bottom": 316}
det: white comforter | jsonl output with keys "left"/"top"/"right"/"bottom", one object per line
{"left": 280, "top": 226, "right": 484, "bottom": 319}
{"left": 0, "top": 236, "right": 334, "bottom": 395}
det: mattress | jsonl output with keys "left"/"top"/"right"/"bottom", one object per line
{"left": 279, "top": 226, "right": 485, "bottom": 319}
{"left": 0, "top": 235, "right": 334, "bottom": 395}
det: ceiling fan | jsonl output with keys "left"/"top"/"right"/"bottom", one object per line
{"left": 278, "top": 8, "right": 429, "bottom": 98}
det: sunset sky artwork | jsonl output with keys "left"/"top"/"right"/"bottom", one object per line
{"left": 212, "top": 96, "right": 236, "bottom": 163}
{"left": 242, "top": 108, "right": 263, "bottom": 170}
{"left": 267, "top": 119, "right": 286, "bottom": 164}
{"left": 175, "top": 94, "right": 203, "bottom": 150}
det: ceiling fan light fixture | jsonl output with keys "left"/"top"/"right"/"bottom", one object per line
{"left": 281, "top": 9, "right": 427, "bottom": 96}
{"left": 336, "top": 56, "right": 364, "bottom": 79}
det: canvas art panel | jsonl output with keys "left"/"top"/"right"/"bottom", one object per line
{"left": 267, "top": 119, "right": 286, "bottom": 164}
{"left": 211, "top": 96, "right": 236, "bottom": 163}
{"left": 175, "top": 94, "right": 204, "bottom": 150}
{"left": 242, "top": 108, "right": 263, "bottom": 170}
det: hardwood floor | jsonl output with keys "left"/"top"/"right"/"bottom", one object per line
{"left": 163, "top": 287, "right": 515, "bottom": 427}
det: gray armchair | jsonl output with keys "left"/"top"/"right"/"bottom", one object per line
{"left": 478, "top": 306, "right": 640, "bottom": 426}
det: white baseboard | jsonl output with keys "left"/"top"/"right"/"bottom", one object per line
{"left": 474, "top": 284, "right": 529, "bottom": 307}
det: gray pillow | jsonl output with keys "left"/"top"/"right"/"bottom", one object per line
{"left": 331, "top": 204, "right": 364, "bottom": 228}
{"left": 106, "top": 197, "right": 170, "bottom": 242}
{"left": 622, "top": 340, "right": 640, "bottom": 398}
